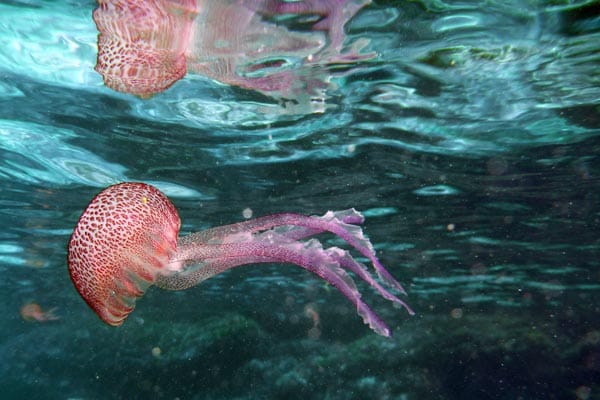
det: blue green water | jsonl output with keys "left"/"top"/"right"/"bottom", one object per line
{"left": 1, "top": 1, "right": 599, "bottom": 399}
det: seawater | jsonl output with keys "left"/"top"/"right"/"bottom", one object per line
{"left": 0, "top": 1, "right": 599, "bottom": 399}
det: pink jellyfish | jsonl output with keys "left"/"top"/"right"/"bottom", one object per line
{"left": 68, "top": 182, "right": 413, "bottom": 336}
{"left": 92, "top": 0, "right": 374, "bottom": 102}
{"left": 20, "top": 302, "right": 59, "bottom": 322}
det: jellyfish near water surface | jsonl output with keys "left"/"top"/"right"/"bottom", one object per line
{"left": 68, "top": 182, "right": 413, "bottom": 336}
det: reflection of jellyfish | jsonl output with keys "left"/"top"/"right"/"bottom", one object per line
{"left": 68, "top": 182, "right": 413, "bottom": 337}
{"left": 20, "top": 302, "right": 59, "bottom": 322}
{"left": 93, "top": 0, "right": 373, "bottom": 111}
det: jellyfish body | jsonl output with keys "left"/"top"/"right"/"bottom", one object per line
{"left": 68, "top": 182, "right": 413, "bottom": 336}
{"left": 68, "top": 182, "right": 180, "bottom": 325}
{"left": 20, "top": 302, "right": 59, "bottom": 322}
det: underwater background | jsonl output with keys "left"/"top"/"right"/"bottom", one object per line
{"left": 1, "top": 0, "right": 599, "bottom": 399}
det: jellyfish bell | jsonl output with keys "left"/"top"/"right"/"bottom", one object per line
{"left": 68, "top": 182, "right": 413, "bottom": 336}
{"left": 67, "top": 182, "right": 181, "bottom": 326}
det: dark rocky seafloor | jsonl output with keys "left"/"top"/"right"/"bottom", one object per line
{"left": 4, "top": 304, "right": 599, "bottom": 400}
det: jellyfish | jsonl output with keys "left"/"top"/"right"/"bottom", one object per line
{"left": 92, "top": 0, "right": 374, "bottom": 106}
{"left": 68, "top": 182, "right": 413, "bottom": 336}
{"left": 20, "top": 302, "right": 59, "bottom": 322}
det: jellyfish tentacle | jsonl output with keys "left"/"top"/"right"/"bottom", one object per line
{"left": 161, "top": 239, "right": 392, "bottom": 336}
{"left": 162, "top": 225, "right": 414, "bottom": 315}
{"left": 266, "top": 227, "right": 414, "bottom": 315}
{"left": 168, "top": 211, "right": 413, "bottom": 314}
{"left": 183, "top": 209, "right": 361, "bottom": 243}
{"left": 157, "top": 256, "right": 268, "bottom": 290}
{"left": 182, "top": 209, "right": 407, "bottom": 295}
{"left": 328, "top": 249, "right": 415, "bottom": 315}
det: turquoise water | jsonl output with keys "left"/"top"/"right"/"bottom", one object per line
{"left": 1, "top": 1, "right": 599, "bottom": 399}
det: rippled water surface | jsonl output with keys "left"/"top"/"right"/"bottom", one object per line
{"left": 1, "top": 1, "right": 599, "bottom": 399}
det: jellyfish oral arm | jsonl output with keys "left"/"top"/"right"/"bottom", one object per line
{"left": 163, "top": 210, "right": 414, "bottom": 313}
{"left": 163, "top": 237, "right": 395, "bottom": 337}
